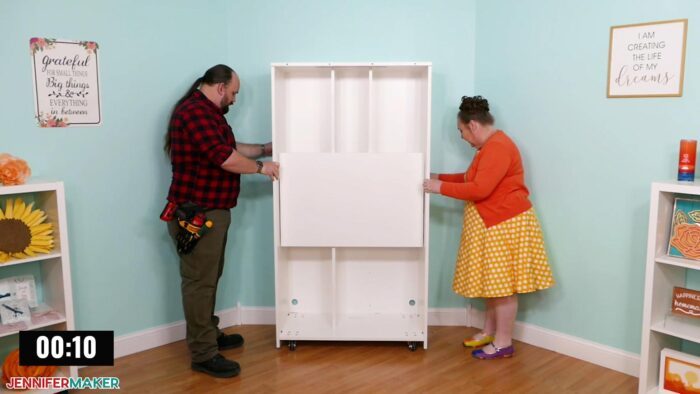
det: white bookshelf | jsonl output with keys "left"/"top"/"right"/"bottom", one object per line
{"left": 272, "top": 63, "right": 431, "bottom": 351}
{"left": 639, "top": 181, "right": 700, "bottom": 394}
{"left": 0, "top": 181, "right": 77, "bottom": 390}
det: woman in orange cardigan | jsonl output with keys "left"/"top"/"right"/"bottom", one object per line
{"left": 423, "top": 96, "right": 554, "bottom": 360}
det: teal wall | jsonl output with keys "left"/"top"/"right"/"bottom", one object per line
{"left": 2, "top": 0, "right": 699, "bottom": 356}
{"left": 0, "top": 0, "right": 475, "bottom": 337}
{"left": 0, "top": 0, "right": 230, "bottom": 335}
{"left": 474, "top": 0, "right": 700, "bottom": 353}
{"left": 226, "top": 0, "right": 476, "bottom": 309}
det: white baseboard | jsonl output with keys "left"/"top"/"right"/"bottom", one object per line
{"left": 468, "top": 307, "right": 640, "bottom": 377}
{"left": 114, "top": 308, "right": 236, "bottom": 359}
{"left": 114, "top": 304, "right": 278, "bottom": 358}
{"left": 239, "top": 306, "right": 275, "bottom": 325}
{"left": 428, "top": 307, "right": 469, "bottom": 326}
{"left": 113, "top": 306, "right": 640, "bottom": 378}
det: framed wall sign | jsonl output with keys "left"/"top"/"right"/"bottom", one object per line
{"left": 607, "top": 19, "right": 687, "bottom": 98}
{"left": 30, "top": 38, "right": 102, "bottom": 127}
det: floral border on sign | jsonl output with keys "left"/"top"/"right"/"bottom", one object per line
{"left": 79, "top": 41, "right": 99, "bottom": 54}
{"left": 36, "top": 113, "right": 68, "bottom": 128}
{"left": 29, "top": 37, "right": 56, "bottom": 55}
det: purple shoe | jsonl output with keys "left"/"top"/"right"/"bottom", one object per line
{"left": 471, "top": 344, "right": 514, "bottom": 360}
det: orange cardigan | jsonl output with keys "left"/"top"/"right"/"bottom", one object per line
{"left": 439, "top": 131, "right": 532, "bottom": 227}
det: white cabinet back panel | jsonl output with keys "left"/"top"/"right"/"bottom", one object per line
{"left": 372, "top": 68, "right": 429, "bottom": 153}
{"left": 336, "top": 248, "right": 424, "bottom": 315}
{"left": 280, "top": 153, "right": 424, "bottom": 247}
{"left": 274, "top": 68, "right": 332, "bottom": 153}
{"left": 335, "top": 67, "right": 370, "bottom": 153}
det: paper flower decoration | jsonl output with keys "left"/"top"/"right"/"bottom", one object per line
{"left": 0, "top": 154, "right": 31, "bottom": 186}
{"left": 37, "top": 113, "right": 68, "bottom": 128}
{"left": 2, "top": 349, "right": 57, "bottom": 384}
{"left": 79, "top": 40, "right": 99, "bottom": 54}
{"left": 670, "top": 223, "right": 700, "bottom": 260}
{"left": 0, "top": 198, "right": 54, "bottom": 263}
{"left": 29, "top": 37, "right": 56, "bottom": 55}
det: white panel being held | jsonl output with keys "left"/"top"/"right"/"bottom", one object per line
{"left": 279, "top": 153, "right": 424, "bottom": 247}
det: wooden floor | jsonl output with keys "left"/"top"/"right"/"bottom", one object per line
{"left": 82, "top": 325, "right": 638, "bottom": 393}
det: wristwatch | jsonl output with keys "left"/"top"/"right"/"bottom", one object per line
{"left": 256, "top": 160, "right": 263, "bottom": 174}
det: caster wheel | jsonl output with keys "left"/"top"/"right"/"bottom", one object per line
{"left": 408, "top": 342, "right": 417, "bottom": 351}
{"left": 288, "top": 340, "right": 297, "bottom": 351}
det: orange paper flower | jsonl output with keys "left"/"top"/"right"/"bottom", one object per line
{"left": 671, "top": 223, "right": 700, "bottom": 259}
{"left": 2, "top": 349, "right": 57, "bottom": 384}
{"left": 0, "top": 154, "right": 31, "bottom": 186}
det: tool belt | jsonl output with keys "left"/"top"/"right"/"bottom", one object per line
{"left": 160, "top": 201, "right": 213, "bottom": 255}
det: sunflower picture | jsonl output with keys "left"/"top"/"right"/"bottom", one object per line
{"left": 0, "top": 198, "right": 54, "bottom": 262}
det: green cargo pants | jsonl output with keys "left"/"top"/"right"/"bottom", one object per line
{"left": 167, "top": 209, "right": 231, "bottom": 363}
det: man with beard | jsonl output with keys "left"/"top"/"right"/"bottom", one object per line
{"left": 163, "top": 64, "right": 279, "bottom": 378}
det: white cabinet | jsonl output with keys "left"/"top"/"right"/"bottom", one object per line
{"left": 639, "top": 181, "right": 700, "bottom": 393}
{"left": 0, "top": 181, "right": 77, "bottom": 392}
{"left": 272, "top": 63, "right": 431, "bottom": 350}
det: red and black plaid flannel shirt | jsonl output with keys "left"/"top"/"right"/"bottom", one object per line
{"left": 166, "top": 90, "right": 240, "bottom": 209}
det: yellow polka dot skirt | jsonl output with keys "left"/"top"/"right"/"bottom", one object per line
{"left": 453, "top": 203, "right": 555, "bottom": 298}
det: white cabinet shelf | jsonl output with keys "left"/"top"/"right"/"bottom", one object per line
{"left": 0, "top": 253, "right": 62, "bottom": 269}
{"left": 272, "top": 63, "right": 431, "bottom": 350}
{"left": 655, "top": 255, "right": 700, "bottom": 271}
{"left": 639, "top": 181, "right": 700, "bottom": 394}
{"left": 650, "top": 315, "right": 700, "bottom": 344}
{"left": 0, "top": 182, "right": 77, "bottom": 389}
{"left": 0, "top": 305, "right": 66, "bottom": 339}
{"left": 278, "top": 312, "right": 425, "bottom": 342}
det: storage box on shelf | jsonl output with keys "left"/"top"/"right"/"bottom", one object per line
{"left": 639, "top": 181, "right": 700, "bottom": 394}
{"left": 0, "top": 181, "right": 77, "bottom": 391}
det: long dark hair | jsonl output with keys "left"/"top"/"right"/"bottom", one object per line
{"left": 164, "top": 64, "right": 235, "bottom": 155}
